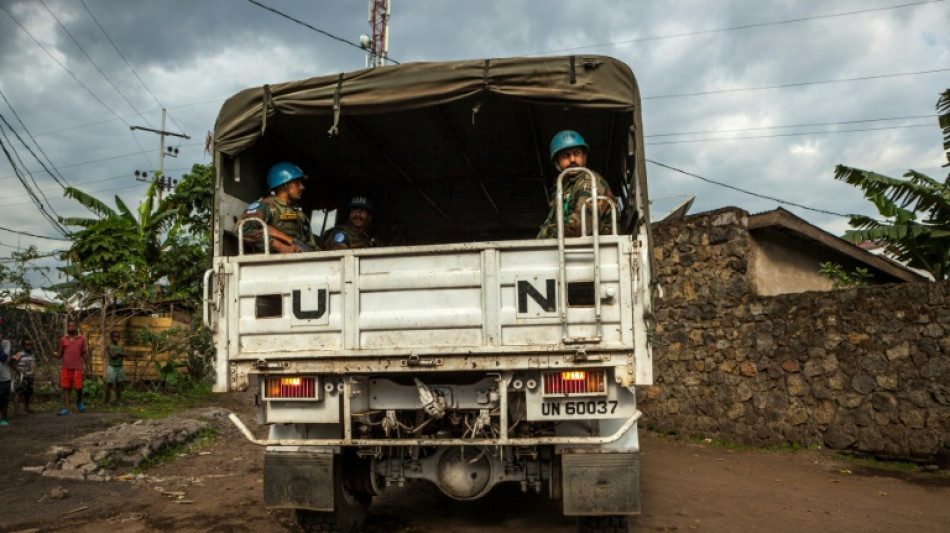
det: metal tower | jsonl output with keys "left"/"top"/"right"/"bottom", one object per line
{"left": 360, "top": 0, "right": 391, "bottom": 68}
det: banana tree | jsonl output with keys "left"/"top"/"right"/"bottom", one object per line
{"left": 834, "top": 89, "right": 950, "bottom": 281}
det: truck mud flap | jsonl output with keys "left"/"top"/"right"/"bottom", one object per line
{"left": 263, "top": 451, "right": 333, "bottom": 511}
{"left": 561, "top": 452, "right": 640, "bottom": 516}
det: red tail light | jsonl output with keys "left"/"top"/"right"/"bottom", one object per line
{"left": 263, "top": 376, "right": 318, "bottom": 399}
{"left": 542, "top": 370, "right": 607, "bottom": 397}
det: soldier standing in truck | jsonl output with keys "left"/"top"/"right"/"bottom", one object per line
{"left": 240, "top": 162, "right": 319, "bottom": 253}
{"left": 537, "top": 130, "right": 617, "bottom": 239}
{"left": 323, "top": 196, "right": 376, "bottom": 250}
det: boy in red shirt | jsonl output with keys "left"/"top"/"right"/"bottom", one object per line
{"left": 56, "top": 319, "right": 88, "bottom": 415}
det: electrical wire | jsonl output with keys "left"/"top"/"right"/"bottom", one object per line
{"left": 646, "top": 123, "right": 935, "bottom": 146}
{"left": 246, "top": 0, "right": 401, "bottom": 64}
{"left": 0, "top": 225, "right": 69, "bottom": 241}
{"left": 644, "top": 68, "right": 950, "bottom": 100}
{"left": 646, "top": 114, "right": 939, "bottom": 138}
{"left": 646, "top": 159, "right": 851, "bottom": 218}
{"left": 0, "top": 126, "right": 67, "bottom": 235}
{"left": 0, "top": 0, "right": 153, "bottom": 167}
{"left": 526, "top": 0, "right": 946, "bottom": 56}
{"left": 0, "top": 142, "right": 205, "bottom": 181}
{"left": 0, "top": 87, "right": 71, "bottom": 188}
{"left": 79, "top": 0, "right": 187, "bottom": 135}
{"left": 38, "top": 0, "right": 153, "bottom": 128}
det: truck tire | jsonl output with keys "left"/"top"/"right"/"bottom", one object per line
{"left": 295, "top": 455, "right": 371, "bottom": 533}
{"left": 577, "top": 515, "right": 629, "bottom": 533}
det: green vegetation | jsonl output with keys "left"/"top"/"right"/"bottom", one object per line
{"left": 818, "top": 262, "right": 873, "bottom": 289}
{"left": 133, "top": 426, "right": 216, "bottom": 472}
{"left": 77, "top": 378, "right": 213, "bottom": 419}
{"left": 833, "top": 89, "right": 950, "bottom": 281}
{"left": 833, "top": 453, "right": 950, "bottom": 478}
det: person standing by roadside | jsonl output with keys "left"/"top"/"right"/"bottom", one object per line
{"left": 56, "top": 319, "right": 88, "bottom": 415}
{"left": 0, "top": 326, "right": 11, "bottom": 426}
{"left": 12, "top": 338, "right": 36, "bottom": 415}
{"left": 103, "top": 331, "right": 126, "bottom": 406}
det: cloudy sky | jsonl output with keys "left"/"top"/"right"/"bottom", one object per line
{"left": 0, "top": 0, "right": 947, "bottom": 288}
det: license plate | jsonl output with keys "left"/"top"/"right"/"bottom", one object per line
{"left": 531, "top": 398, "right": 635, "bottom": 421}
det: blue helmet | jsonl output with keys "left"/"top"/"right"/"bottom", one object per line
{"left": 346, "top": 195, "right": 374, "bottom": 214}
{"left": 267, "top": 162, "right": 306, "bottom": 190}
{"left": 549, "top": 130, "right": 589, "bottom": 161}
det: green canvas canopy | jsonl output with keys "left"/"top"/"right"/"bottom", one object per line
{"left": 212, "top": 55, "right": 649, "bottom": 245}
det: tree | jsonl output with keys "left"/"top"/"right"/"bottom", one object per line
{"left": 834, "top": 89, "right": 950, "bottom": 280}
{"left": 155, "top": 163, "right": 212, "bottom": 302}
{"left": 58, "top": 177, "right": 178, "bottom": 302}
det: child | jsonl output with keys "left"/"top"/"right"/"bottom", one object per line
{"left": 103, "top": 331, "right": 126, "bottom": 406}
{"left": 12, "top": 339, "right": 36, "bottom": 415}
{"left": 56, "top": 319, "right": 88, "bottom": 415}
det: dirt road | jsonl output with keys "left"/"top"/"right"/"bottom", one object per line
{"left": 2, "top": 392, "right": 948, "bottom": 533}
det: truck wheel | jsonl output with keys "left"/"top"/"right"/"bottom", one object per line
{"left": 295, "top": 455, "right": 371, "bottom": 533}
{"left": 577, "top": 515, "right": 629, "bottom": 533}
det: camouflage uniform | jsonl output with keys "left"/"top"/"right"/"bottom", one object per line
{"left": 240, "top": 196, "right": 318, "bottom": 252}
{"left": 323, "top": 224, "right": 375, "bottom": 249}
{"left": 537, "top": 169, "right": 616, "bottom": 239}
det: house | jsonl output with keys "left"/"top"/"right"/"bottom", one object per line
{"left": 654, "top": 206, "right": 927, "bottom": 297}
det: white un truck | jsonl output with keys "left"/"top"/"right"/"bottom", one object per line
{"left": 205, "top": 55, "right": 655, "bottom": 533}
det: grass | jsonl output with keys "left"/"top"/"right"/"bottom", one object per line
{"left": 649, "top": 427, "right": 948, "bottom": 477}
{"left": 133, "top": 426, "right": 216, "bottom": 473}
{"left": 97, "top": 381, "right": 214, "bottom": 419}
{"left": 648, "top": 428, "right": 820, "bottom": 453}
{"left": 834, "top": 452, "right": 950, "bottom": 477}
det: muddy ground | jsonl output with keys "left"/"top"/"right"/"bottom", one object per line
{"left": 2, "top": 391, "right": 948, "bottom": 533}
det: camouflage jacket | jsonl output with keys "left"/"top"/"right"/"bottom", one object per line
{"left": 240, "top": 196, "right": 318, "bottom": 252}
{"left": 323, "top": 224, "right": 375, "bottom": 250}
{"left": 537, "top": 169, "right": 616, "bottom": 239}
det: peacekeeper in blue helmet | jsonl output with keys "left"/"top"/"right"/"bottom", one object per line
{"left": 240, "top": 162, "right": 319, "bottom": 253}
{"left": 323, "top": 196, "right": 377, "bottom": 250}
{"left": 537, "top": 130, "right": 617, "bottom": 239}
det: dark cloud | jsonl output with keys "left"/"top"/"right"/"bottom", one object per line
{"left": 1, "top": 0, "right": 948, "bottom": 281}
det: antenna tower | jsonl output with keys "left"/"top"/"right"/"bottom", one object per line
{"left": 360, "top": 0, "right": 392, "bottom": 68}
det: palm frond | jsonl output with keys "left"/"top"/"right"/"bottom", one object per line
{"left": 63, "top": 187, "right": 117, "bottom": 218}
{"left": 938, "top": 88, "right": 949, "bottom": 166}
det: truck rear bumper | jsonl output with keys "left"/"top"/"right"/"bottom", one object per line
{"left": 229, "top": 410, "right": 641, "bottom": 447}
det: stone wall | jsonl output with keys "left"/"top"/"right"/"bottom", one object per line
{"left": 642, "top": 208, "right": 950, "bottom": 461}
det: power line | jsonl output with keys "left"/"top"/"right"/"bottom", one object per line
{"left": 643, "top": 68, "right": 950, "bottom": 100}
{"left": 646, "top": 114, "right": 939, "bottom": 138}
{"left": 0, "top": 0, "right": 153, "bottom": 166}
{"left": 0, "top": 142, "right": 205, "bottom": 181}
{"left": 0, "top": 125, "right": 67, "bottom": 235}
{"left": 0, "top": 225, "right": 69, "bottom": 241}
{"left": 246, "top": 0, "right": 401, "bottom": 64}
{"left": 527, "top": 0, "right": 946, "bottom": 56}
{"left": 646, "top": 159, "right": 851, "bottom": 218}
{"left": 0, "top": 87, "right": 71, "bottom": 188}
{"left": 646, "top": 123, "right": 935, "bottom": 146}
{"left": 79, "top": 0, "right": 186, "bottom": 135}
{"left": 38, "top": 0, "right": 152, "bottom": 128}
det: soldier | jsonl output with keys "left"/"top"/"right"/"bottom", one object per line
{"left": 323, "top": 196, "right": 377, "bottom": 250}
{"left": 537, "top": 130, "right": 616, "bottom": 239}
{"left": 240, "top": 162, "right": 319, "bottom": 253}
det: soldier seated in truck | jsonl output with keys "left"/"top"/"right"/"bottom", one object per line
{"left": 537, "top": 130, "right": 617, "bottom": 239}
{"left": 240, "top": 162, "right": 320, "bottom": 253}
{"left": 323, "top": 195, "right": 377, "bottom": 250}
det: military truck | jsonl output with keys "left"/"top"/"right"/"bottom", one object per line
{"left": 204, "top": 55, "right": 655, "bottom": 533}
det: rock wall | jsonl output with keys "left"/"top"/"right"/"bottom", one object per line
{"left": 643, "top": 208, "right": 950, "bottom": 461}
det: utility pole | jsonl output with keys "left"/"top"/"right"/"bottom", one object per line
{"left": 359, "top": 0, "right": 392, "bottom": 68}
{"left": 130, "top": 109, "right": 190, "bottom": 202}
